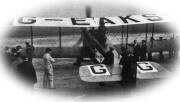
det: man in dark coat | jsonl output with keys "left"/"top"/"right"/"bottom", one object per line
{"left": 119, "top": 47, "right": 137, "bottom": 88}
{"left": 121, "top": 55, "right": 137, "bottom": 88}
{"left": 119, "top": 47, "right": 129, "bottom": 85}
{"left": 119, "top": 47, "right": 128, "bottom": 66}
{"left": 74, "top": 28, "right": 88, "bottom": 66}
{"left": 102, "top": 47, "right": 114, "bottom": 65}
{"left": 25, "top": 42, "right": 35, "bottom": 62}
{"left": 129, "top": 40, "right": 141, "bottom": 62}
{"left": 97, "top": 19, "right": 107, "bottom": 47}
{"left": 140, "top": 40, "right": 147, "bottom": 61}
{"left": 17, "top": 56, "right": 37, "bottom": 87}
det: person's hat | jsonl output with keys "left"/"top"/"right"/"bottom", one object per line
{"left": 99, "top": 18, "right": 105, "bottom": 26}
{"left": 16, "top": 45, "right": 22, "bottom": 50}
{"left": 142, "top": 40, "right": 146, "bottom": 43}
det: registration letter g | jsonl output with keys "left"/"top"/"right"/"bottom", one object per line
{"left": 18, "top": 17, "right": 36, "bottom": 24}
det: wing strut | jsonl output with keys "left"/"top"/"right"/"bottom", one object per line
{"left": 145, "top": 24, "right": 148, "bottom": 42}
{"left": 125, "top": 25, "right": 129, "bottom": 49}
{"left": 152, "top": 23, "right": 155, "bottom": 42}
{"left": 30, "top": 26, "right": 33, "bottom": 46}
{"left": 148, "top": 23, "right": 155, "bottom": 60}
{"left": 121, "top": 26, "right": 124, "bottom": 46}
{"left": 150, "top": 24, "right": 155, "bottom": 50}
{"left": 58, "top": 27, "right": 62, "bottom": 48}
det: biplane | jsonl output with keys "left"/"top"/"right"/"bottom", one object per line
{"left": 13, "top": 6, "right": 173, "bottom": 84}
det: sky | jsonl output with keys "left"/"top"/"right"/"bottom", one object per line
{"left": 19, "top": 1, "right": 155, "bottom": 18}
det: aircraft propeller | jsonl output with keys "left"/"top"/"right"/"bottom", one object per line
{"left": 85, "top": 5, "right": 92, "bottom": 18}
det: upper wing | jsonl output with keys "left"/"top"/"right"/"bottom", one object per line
{"left": 13, "top": 14, "right": 169, "bottom": 27}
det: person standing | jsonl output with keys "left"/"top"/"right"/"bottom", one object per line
{"left": 4, "top": 47, "right": 12, "bottom": 63}
{"left": 17, "top": 55, "right": 37, "bottom": 88}
{"left": 129, "top": 40, "right": 141, "bottom": 62}
{"left": 119, "top": 47, "right": 129, "bottom": 85}
{"left": 97, "top": 19, "right": 107, "bottom": 47}
{"left": 15, "top": 45, "right": 23, "bottom": 58}
{"left": 73, "top": 28, "right": 87, "bottom": 66}
{"left": 119, "top": 47, "right": 128, "bottom": 66}
{"left": 140, "top": 40, "right": 147, "bottom": 61}
{"left": 25, "top": 42, "right": 35, "bottom": 62}
{"left": 120, "top": 54, "right": 137, "bottom": 88}
{"left": 43, "top": 48, "right": 55, "bottom": 89}
{"left": 102, "top": 47, "right": 114, "bottom": 65}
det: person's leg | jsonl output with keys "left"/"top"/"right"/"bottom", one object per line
{"left": 48, "top": 69, "right": 55, "bottom": 89}
{"left": 47, "top": 75, "right": 51, "bottom": 88}
{"left": 74, "top": 48, "right": 84, "bottom": 66}
{"left": 141, "top": 54, "right": 146, "bottom": 61}
{"left": 159, "top": 51, "right": 164, "bottom": 61}
{"left": 148, "top": 52, "right": 152, "bottom": 61}
{"left": 130, "top": 62, "right": 137, "bottom": 88}
{"left": 49, "top": 80, "right": 54, "bottom": 88}
{"left": 49, "top": 75, "right": 54, "bottom": 88}
{"left": 75, "top": 56, "right": 82, "bottom": 65}
{"left": 133, "top": 55, "right": 138, "bottom": 62}
{"left": 43, "top": 73, "right": 48, "bottom": 88}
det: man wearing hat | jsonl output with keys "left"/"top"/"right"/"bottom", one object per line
{"left": 140, "top": 40, "right": 147, "bottom": 61}
{"left": 17, "top": 55, "right": 37, "bottom": 88}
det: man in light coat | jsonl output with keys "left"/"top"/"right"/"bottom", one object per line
{"left": 43, "top": 48, "right": 55, "bottom": 89}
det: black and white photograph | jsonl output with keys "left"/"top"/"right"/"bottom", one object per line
{"left": 0, "top": 0, "right": 180, "bottom": 102}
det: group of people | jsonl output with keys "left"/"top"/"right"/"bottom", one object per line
{"left": 2, "top": 19, "right": 148, "bottom": 89}
{"left": 96, "top": 39, "right": 147, "bottom": 87}
{"left": 73, "top": 19, "right": 147, "bottom": 87}
{"left": 119, "top": 40, "right": 147, "bottom": 87}
{"left": 127, "top": 40, "right": 147, "bottom": 62}
{"left": 4, "top": 42, "right": 36, "bottom": 88}
{"left": 3, "top": 42, "right": 55, "bottom": 89}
